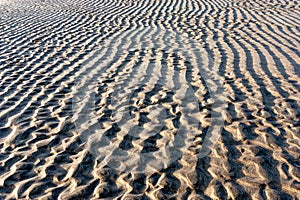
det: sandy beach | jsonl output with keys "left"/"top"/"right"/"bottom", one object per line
{"left": 0, "top": 0, "right": 299, "bottom": 199}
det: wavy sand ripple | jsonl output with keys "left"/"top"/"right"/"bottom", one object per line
{"left": 0, "top": 0, "right": 299, "bottom": 199}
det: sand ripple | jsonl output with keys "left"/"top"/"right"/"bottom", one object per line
{"left": 0, "top": 0, "right": 299, "bottom": 199}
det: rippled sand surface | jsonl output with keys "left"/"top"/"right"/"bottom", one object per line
{"left": 0, "top": 0, "right": 300, "bottom": 199}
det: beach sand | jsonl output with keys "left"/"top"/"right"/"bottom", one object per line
{"left": 0, "top": 0, "right": 299, "bottom": 199}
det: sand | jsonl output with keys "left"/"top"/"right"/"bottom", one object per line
{"left": 0, "top": 0, "right": 299, "bottom": 199}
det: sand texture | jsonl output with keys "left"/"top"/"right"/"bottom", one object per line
{"left": 0, "top": 0, "right": 300, "bottom": 199}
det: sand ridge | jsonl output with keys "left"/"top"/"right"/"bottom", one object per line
{"left": 0, "top": 0, "right": 299, "bottom": 199}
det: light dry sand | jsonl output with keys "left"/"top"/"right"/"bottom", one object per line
{"left": 0, "top": 0, "right": 300, "bottom": 199}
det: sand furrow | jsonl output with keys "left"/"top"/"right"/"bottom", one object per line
{"left": 0, "top": 0, "right": 299, "bottom": 199}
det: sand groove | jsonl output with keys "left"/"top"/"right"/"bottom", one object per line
{"left": 0, "top": 0, "right": 299, "bottom": 199}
